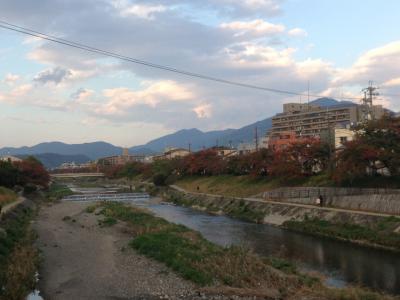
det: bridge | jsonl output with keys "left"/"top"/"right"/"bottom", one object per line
{"left": 62, "top": 193, "right": 149, "bottom": 202}
{"left": 51, "top": 173, "right": 105, "bottom": 178}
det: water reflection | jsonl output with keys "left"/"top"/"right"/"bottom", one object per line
{"left": 135, "top": 200, "right": 400, "bottom": 294}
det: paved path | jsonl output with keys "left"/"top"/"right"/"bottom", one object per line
{"left": 170, "top": 185, "right": 397, "bottom": 218}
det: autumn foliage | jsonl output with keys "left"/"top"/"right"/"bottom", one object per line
{"left": 0, "top": 156, "right": 50, "bottom": 189}
{"left": 103, "top": 115, "right": 400, "bottom": 187}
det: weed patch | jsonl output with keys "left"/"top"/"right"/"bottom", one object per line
{"left": 283, "top": 217, "right": 400, "bottom": 251}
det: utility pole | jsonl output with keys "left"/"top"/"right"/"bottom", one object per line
{"left": 188, "top": 142, "right": 191, "bottom": 153}
{"left": 361, "top": 81, "right": 379, "bottom": 121}
{"left": 254, "top": 126, "right": 259, "bottom": 151}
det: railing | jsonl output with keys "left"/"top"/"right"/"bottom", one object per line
{"left": 62, "top": 193, "right": 150, "bottom": 202}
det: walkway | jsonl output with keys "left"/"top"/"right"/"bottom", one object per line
{"left": 170, "top": 185, "right": 397, "bottom": 218}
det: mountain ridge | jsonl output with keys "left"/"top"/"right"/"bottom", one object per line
{"left": 0, "top": 98, "right": 355, "bottom": 159}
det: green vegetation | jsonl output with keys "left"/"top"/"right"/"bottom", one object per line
{"left": 98, "top": 202, "right": 300, "bottom": 289}
{"left": 46, "top": 183, "right": 74, "bottom": 201}
{"left": 98, "top": 216, "right": 117, "bottom": 227}
{"left": 96, "top": 202, "right": 397, "bottom": 299}
{"left": 165, "top": 189, "right": 265, "bottom": 223}
{"left": 0, "top": 206, "right": 38, "bottom": 300}
{"left": 85, "top": 204, "right": 96, "bottom": 213}
{"left": 176, "top": 175, "right": 279, "bottom": 197}
{"left": 283, "top": 216, "right": 400, "bottom": 251}
{"left": 0, "top": 187, "right": 18, "bottom": 207}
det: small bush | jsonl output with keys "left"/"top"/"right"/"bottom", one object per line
{"left": 153, "top": 173, "right": 167, "bottom": 186}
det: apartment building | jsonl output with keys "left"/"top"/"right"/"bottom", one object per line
{"left": 97, "top": 148, "right": 145, "bottom": 166}
{"left": 269, "top": 102, "right": 384, "bottom": 139}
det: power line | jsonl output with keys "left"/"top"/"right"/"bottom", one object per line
{"left": 0, "top": 20, "right": 394, "bottom": 101}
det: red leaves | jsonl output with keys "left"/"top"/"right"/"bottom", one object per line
{"left": 14, "top": 157, "right": 50, "bottom": 188}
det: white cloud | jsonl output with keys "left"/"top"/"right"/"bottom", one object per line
{"left": 382, "top": 77, "right": 400, "bottom": 87}
{"left": 288, "top": 28, "right": 308, "bottom": 38}
{"left": 97, "top": 80, "right": 194, "bottom": 116}
{"left": 221, "top": 19, "right": 285, "bottom": 37}
{"left": 193, "top": 103, "right": 212, "bottom": 119}
{"left": 112, "top": 1, "right": 167, "bottom": 19}
{"left": 3, "top": 73, "right": 20, "bottom": 85}
{"left": 335, "top": 41, "right": 400, "bottom": 85}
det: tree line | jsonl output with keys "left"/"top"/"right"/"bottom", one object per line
{"left": 103, "top": 115, "right": 400, "bottom": 187}
{"left": 0, "top": 156, "right": 50, "bottom": 192}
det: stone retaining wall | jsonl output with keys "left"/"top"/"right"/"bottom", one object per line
{"left": 263, "top": 188, "right": 400, "bottom": 215}
{"left": 165, "top": 187, "right": 388, "bottom": 226}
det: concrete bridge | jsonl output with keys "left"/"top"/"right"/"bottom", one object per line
{"left": 51, "top": 173, "right": 105, "bottom": 178}
{"left": 62, "top": 193, "right": 149, "bottom": 202}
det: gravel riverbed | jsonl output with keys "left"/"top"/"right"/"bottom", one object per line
{"left": 34, "top": 201, "right": 273, "bottom": 300}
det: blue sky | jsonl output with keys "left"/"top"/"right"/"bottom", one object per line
{"left": 1, "top": 0, "right": 400, "bottom": 147}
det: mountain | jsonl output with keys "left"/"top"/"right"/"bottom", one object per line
{"left": 16, "top": 153, "right": 91, "bottom": 169}
{"left": 130, "top": 98, "right": 353, "bottom": 153}
{"left": 0, "top": 98, "right": 356, "bottom": 157}
{"left": 0, "top": 141, "right": 122, "bottom": 160}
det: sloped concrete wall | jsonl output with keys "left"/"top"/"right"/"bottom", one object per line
{"left": 263, "top": 188, "right": 400, "bottom": 215}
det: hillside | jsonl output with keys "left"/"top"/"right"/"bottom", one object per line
{"left": 131, "top": 97, "right": 350, "bottom": 152}
{"left": 0, "top": 141, "right": 121, "bottom": 160}
{"left": 0, "top": 98, "right": 356, "bottom": 156}
{"left": 16, "top": 153, "right": 91, "bottom": 169}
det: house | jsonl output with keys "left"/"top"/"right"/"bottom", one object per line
{"left": 0, "top": 155, "right": 22, "bottom": 163}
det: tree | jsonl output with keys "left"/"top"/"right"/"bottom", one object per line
{"left": 0, "top": 161, "right": 20, "bottom": 188}
{"left": 14, "top": 156, "right": 50, "bottom": 188}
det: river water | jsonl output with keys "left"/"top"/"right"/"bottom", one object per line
{"left": 29, "top": 184, "right": 399, "bottom": 297}
{"left": 131, "top": 197, "right": 400, "bottom": 295}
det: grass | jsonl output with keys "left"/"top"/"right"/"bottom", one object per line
{"left": 0, "top": 206, "right": 38, "bottom": 300}
{"left": 175, "top": 175, "right": 279, "bottom": 197}
{"left": 97, "top": 202, "right": 398, "bottom": 299}
{"left": 175, "top": 174, "right": 335, "bottom": 198}
{"left": 98, "top": 201, "right": 298, "bottom": 288}
{"left": 0, "top": 187, "right": 18, "bottom": 207}
{"left": 166, "top": 190, "right": 266, "bottom": 223}
{"left": 45, "top": 183, "right": 74, "bottom": 201}
{"left": 283, "top": 216, "right": 400, "bottom": 251}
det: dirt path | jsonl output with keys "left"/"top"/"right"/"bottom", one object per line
{"left": 34, "top": 201, "right": 195, "bottom": 300}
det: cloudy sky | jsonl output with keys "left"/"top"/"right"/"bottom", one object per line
{"left": 1, "top": 0, "right": 400, "bottom": 147}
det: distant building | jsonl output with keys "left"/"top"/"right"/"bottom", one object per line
{"left": 97, "top": 148, "right": 145, "bottom": 166}
{"left": 320, "top": 126, "right": 356, "bottom": 150}
{"left": 0, "top": 155, "right": 22, "bottom": 163}
{"left": 269, "top": 102, "right": 384, "bottom": 139}
{"left": 146, "top": 147, "right": 191, "bottom": 162}
{"left": 164, "top": 147, "right": 191, "bottom": 159}
{"left": 268, "top": 131, "right": 303, "bottom": 151}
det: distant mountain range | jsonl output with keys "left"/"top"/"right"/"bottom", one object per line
{"left": 16, "top": 153, "right": 91, "bottom": 169}
{"left": 0, "top": 98, "right": 359, "bottom": 165}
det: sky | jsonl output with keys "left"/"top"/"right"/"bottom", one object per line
{"left": 1, "top": 0, "right": 400, "bottom": 148}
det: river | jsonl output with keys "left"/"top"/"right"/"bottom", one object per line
{"left": 130, "top": 197, "right": 400, "bottom": 295}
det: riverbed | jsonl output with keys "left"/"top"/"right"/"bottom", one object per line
{"left": 128, "top": 197, "right": 400, "bottom": 295}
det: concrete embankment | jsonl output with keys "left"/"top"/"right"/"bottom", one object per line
{"left": 262, "top": 187, "right": 400, "bottom": 216}
{"left": 166, "top": 186, "right": 396, "bottom": 226}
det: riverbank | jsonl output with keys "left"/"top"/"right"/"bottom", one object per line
{"left": 90, "top": 201, "right": 398, "bottom": 300}
{"left": 0, "top": 186, "right": 18, "bottom": 207}
{"left": 0, "top": 198, "right": 38, "bottom": 300}
{"left": 163, "top": 186, "right": 400, "bottom": 252}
